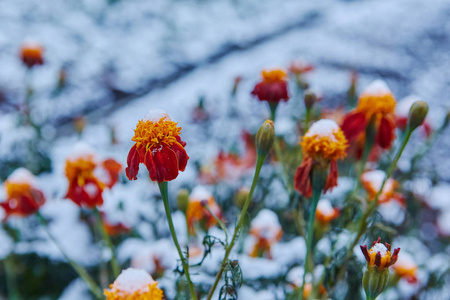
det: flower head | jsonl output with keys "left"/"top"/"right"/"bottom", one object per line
{"left": 20, "top": 43, "right": 44, "bottom": 68}
{"left": 288, "top": 61, "right": 314, "bottom": 76}
{"left": 294, "top": 119, "right": 348, "bottom": 198}
{"left": 341, "top": 80, "right": 397, "bottom": 150}
{"left": 249, "top": 209, "right": 282, "bottom": 259}
{"left": 186, "top": 186, "right": 223, "bottom": 236}
{"left": 0, "top": 168, "right": 45, "bottom": 220}
{"left": 251, "top": 69, "right": 289, "bottom": 103}
{"left": 126, "top": 110, "right": 189, "bottom": 183}
{"left": 315, "top": 199, "right": 339, "bottom": 224}
{"left": 392, "top": 252, "right": 418, "bottom": 284}
{"left": 361, "top": 170, "right": 405, "bottom": 205}
{"left": 64, "top": 143, "right": 120, "bottom": 208}
{"left": 360, "top": 237, "right": 400, "bottom": 270}
{"left": 104, "top": 268, "right": 163, "bottom": 300}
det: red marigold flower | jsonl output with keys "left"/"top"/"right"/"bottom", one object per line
{"left": 249, "top": 209, "right": 282, "bottom": 259}
{"left": 315, "top": 199, "right": 340, "bottom": 225}
{"left": 361, "top": 170, "right": 405, "bottom": 205}
{"left": 392, "top": 253, "right": 418, "bottom": 284}
{"left": 294, "top": 119, "right": 348, "bottom": 198}
{"left": 126, "top": 110, "right": 189, "bottom": 183}
{"left": 186, "top": 186, "right": 223, "bottom": 236}
{"left": 64, "top": 144, "right": 106, "bottom": 208}
{"left": 20, "top": 43, "right": 44, "bottom": 68}
{"left": 251, "top": 69, "right": 289, "bottom": 103}
{"left": 101, "top": 212, "right": 131, "bottom": 236}
{"left": 0, "top": 168, "right": 45, "bottom": 220}
{"left": 102, "top": 158, "right": 123, "bottom": 188}
{"left": 341, "top": 80, "right": 397, "bottom": 150}
{"left": 104, "top": 268, "right": 163, "bottom": 300}
{"left": 360, "top": 237, "right": 400, "bottom": 270}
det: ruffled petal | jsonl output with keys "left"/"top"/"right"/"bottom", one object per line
{"left": 376, "top": 116, "right": 396, "bottom": 149}
{"left": 294, "top": 157, "right": 313, "bottom": 198}
{"left": 171, "top": 142, "right": 189, "bottom": 171}
{"left": 125, "top": 144, "right": 140, "bottom": 180}
{"left": 324, "top": 160, "right": 339, "bottom": 193}
{"left": 341, "top": 111, "right": 366, "bottom": 142}
{"left": 147, "top": 145, "right": 179, "bottom": 182}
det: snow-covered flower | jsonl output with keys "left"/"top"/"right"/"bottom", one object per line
{"left": 104, "top": 268, "right": 163, "bottom": 300}
{"left": 341, "top": 80, "right": 397, "bottom": 150}
{"left": 186, "top": 186, "right": 223, "bottom": 236}
{"left": 360, "top": 237, "right": 400, "bottom": 270}
{"left": 315, "top": 199, "right": 339, "bottom": 224}
{"left": 361, "top": 170, "right": 404, "bottom": 205}
{"left": 251, "top": 69, "right": 289, "bottom": 104}
{"left": 249, "top": 209, "right": 282, "bottom": 259}
{"left": 392, "top": 252, "right": 418, "bottom": 284}
{"left": 288, "top": 61, "right": 314, "bottom": 76}
{"left": 294, "top": 119, "right": 348, "bottom": 197}
{"left": 20, "top": 42, "right": 44, "bottom": 68}
{"left": 125, "top": 110, "right": 189, "bottom": 183}
{"left": 0, "top": 168, "right": 45, "bottom": 220}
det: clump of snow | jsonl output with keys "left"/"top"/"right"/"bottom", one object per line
{"left": 190, "top": 185, "right": 212, "bottom": 202}
{"left": 428, "top": 183, "right": 450, "bottom": 210}
{"left": 361, "top": 170, "right": 395, "bottom": 193}
{"left": 0, "top": 228, "right": 13, "bottom": 259}
{"left": 396, "top": 95, "right": 421, "bottom": 117}
{"left": 437, "top": 210, "right": 450, "bottom": 236}
{"left": 111, "top": 268, "right": 155, "bottom": 294}
{"left": 317, "top": 199, "right": 334, "bottom": 215}
{"left": 251, "top": 209, "right": 280, "bottom": 230}
{"left": 143, "top": 109, "right": 171, "bottom": 122}
{"left": 371, "top": 243, "right": 388, "bottom": 256}
{"left": 377, "top": 201, "right": 405, "bottom": 225}
{"left": 6, "top": 168, "right": 36, "bottom": 185}
{"left": 362, "top": 79, "right": 392, "bottom": 96}
{"left": 395, "top": 252, "right": 416, "bottom": 269}
{"left": 305, "top": 119, "right": 339, "bottom": 140}
{"left": 67, "top": 142, "right": 96, "bottom": 161}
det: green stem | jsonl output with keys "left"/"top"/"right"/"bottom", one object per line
{"left": 93, "top": 207, "right": 120, "bottom": 278}
{"left": 203, "top": 203, "right": 228, "bottom": 245}
{"left": 207, "top": 154, "right": 266, "bottom": 300}
{"left": 269, "top": 102, "right": 278, "bottom": 121}
{"left": 299, "top": 166, "right": 328, "bottom": 300}
{"left": 158, "top": 182, "right": 198, "bottom": 300}
{"left": 4, "top": 254, "right": 20, "bottom": 300}
{"left": 36, "top": 212, "right": 103, "bottom": 299}
{"left": 305, "top": 107, "right": 311, "bottom": 133}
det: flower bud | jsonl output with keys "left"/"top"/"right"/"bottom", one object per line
{"left": 407, "top": 101, "right": 428, "bottom": 132}
{"left": 362, "top": 267, "right": 390, "bottom": 300}
{"left": 234, "top": 187, "right": 249, "bottom": 209}
{"left": 304, "top": 90, "right": 317, "bottom": 110}
{"left": 255, "top": 120, "right": 275, "bottom": 156}
{"left": 176, "top": 188, "right": 189, "bottom": 214}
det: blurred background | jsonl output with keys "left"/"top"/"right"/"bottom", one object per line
{"left": 1, "top": 0, "right": 450, "bottom": 299}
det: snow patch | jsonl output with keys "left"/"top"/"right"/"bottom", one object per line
{"left": 362, "top": 79, "right": 391, "bottom": 96}
{"left": 305, "top": 119, "right": 339, "bottom": 140}
{"left": 111, "top": 268, "right": 155, "bottom": 294}
{"left": 143, "top": 109, "right": 171, "bottom": 122}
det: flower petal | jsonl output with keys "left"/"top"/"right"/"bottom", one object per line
{"left": 324, "top": 160, "right": 339, "bottom": 193}
{"left": 125, "top": 144, "right": 140, "bottom": 180}
{"left": 376, "top": 116, "right": 396, "bottom": 149}
{"left": 147, "top": 145, "right": 179, "bottom": 182}
{"left": 171, "top": 142, "right": 189, "bottom": 171}
{"left": 294, "top": 157, "right": 313, "bottom": 198}
{"left": 341, "top": 111, "right": 366, "bottom": 142}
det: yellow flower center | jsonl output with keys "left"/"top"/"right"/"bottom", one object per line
{"left": 5, "top": 181, "right": 32, "bottom": 198}
{"left": 368, "top": 246, "right": 392, "bottom": 269}
{"left": 104, "top": 282, "right": 163, "bottom": 300}
{"left": 65, "top": 156, "right": 97, "bottom": 187}
{"left": 261, "top": 69, "right": 287, "bottom": 82}
{"left": 132, "top": 118, "right": 181, "bottom": 150}
{"left": 300, "top": 129, "right": 348, "bottom": 161}
{"left": 357, "top": 93, "right": 396, "bottom": 121}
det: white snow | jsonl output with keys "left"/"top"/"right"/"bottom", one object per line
{"left": 361, "top": 170, "right": 395, "bottom": 194}
{"left": 251, "top": 209, "right": 281, "bottom": 233}
{"left": 6, "top": 168, "right": 36, "bottom": 185}
{"left": 190, "top": 185, "right": 212, "bottom": 201}
{"left": 143, "top": 109, "right": 171, "bottom": 122}
{"left": 396, "top": 95, "right": 422, "bottom": 117}
{"left": 428, "top": 183, "right": 450, "bottom": 210}
{"left": 67, "top": 142, "right": 96, "bottom": 161}
{"left": 317, "top": 199, "right": 334, "bottom": 216}
{"left": 110, "top": 268, "right": 155, "bottom": 294}
{"left": 361, "top": 79, "right": 391, "bottom": 96}
{"left": 371, "top": 243, "right": 388, "bottom": 256}
{"left": 305, "top": 119, "right": 339, "bottom": 140}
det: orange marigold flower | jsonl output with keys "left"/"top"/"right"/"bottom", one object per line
{"left": 341, "top": 80, "right": 397, "bottom": 150}
{"left": 315, "top": 199, "right": 339, "bottom": 224}
{"left": 20, "top": 43, "right": 44, "bottom": 68}
{"left": 294, "top": 119, "right": 348, "bottom": 198}
{"left": 361, "top": 170, "right": 405, "bottom": 205}
{"left": 392, "top": 253, "right": 418, "bottom": 284}
{"left": 288, "top": 61, "right": 314, "bottom": 76}
{"left": 102, "top": 159, "right": 123, "bottom": 188}
{"left": 251, "top": 69, "right": 289, "bottom": 103}
{"left": 360, "top": 237, "right": 400, "bottom": 270}
{"left": 104, "top": 268, "right": 163, "bottom": 300}
{"left": 186, "top": 186, "right": 223, "bottom": 236}
{"left": 64, "top": 144, "right": 106, "bottom": 208}
{"left": 249, "top": 209, "right": 282, "bottom": 259}
{"left": 0, "top": 168, "right": 45, "bottom": 220}
{"left": 126, "top": 110, "right": 189, "bottom": 183}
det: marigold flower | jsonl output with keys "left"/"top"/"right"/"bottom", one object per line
{"left": 249, "top": 209, "right": 282, "bottom": 259}
{"left": 64, "top": 143, "right": 120, "bottom": 208}
{"left": 315, "top": 199, "right": 339, "bottom": 224}
{"left": 101, "top": 212, "right": 131, "bottom": 236}
{"left": 20, "top": 43, "right": 44, "bottom": 68}
{"left": 392, "top": 253, "right": 418, "bottom": 284}
{"left": 104, "top": 268, "right": 163, "bottom": 300}
{"left": 360, "top": 237, "right": 400, "bottom": 270}
{"left": 288, "top": 61, "right": 314, "bottom": 76}
{"left": 396, "top": 96, "right": 432, "bottom": 137}
{"left": 251, "top": 69, "right": 289, "bottom": 103}
{"left": 341, "top": 80, "right": 397, "bottom": 150}
{"left": 361, "top": 170, "right": 405, "bottom": 205}
{"left": 0, "top": 168, "right": 45, "bottom": 220}
{"left": 186, "top": 186, "right": 223, "bottom": 235}
{"left": 126, "top": 110, "right": 189, "bottom": 183}
{"left": 294, "top": 119, "right": 348, "bottom": 198}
